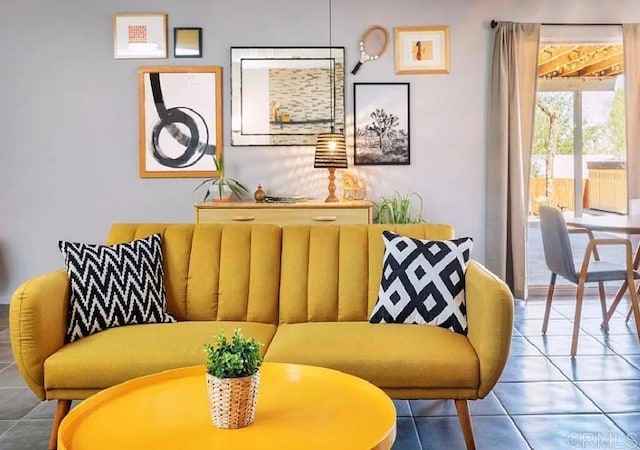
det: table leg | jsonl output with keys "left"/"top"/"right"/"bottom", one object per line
{"left": 603, "top": 240, "right": 640, "bottom": 325}
{"left": 630, "top": 282, "right": 640, "bottom": 342}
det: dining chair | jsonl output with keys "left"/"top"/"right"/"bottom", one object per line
{"left": 538, "top": 205, "right": 640, "bottom": 356}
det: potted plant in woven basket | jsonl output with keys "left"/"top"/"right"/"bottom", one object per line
{"left": 204, "top": 329, "right": 263, "bottom": 429}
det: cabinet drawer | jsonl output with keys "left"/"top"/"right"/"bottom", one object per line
{"left": 197, "top": 208, "right": 369, "bottom": 225}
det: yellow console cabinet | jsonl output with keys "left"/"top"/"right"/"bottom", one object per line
{"left": 194, "top": 200, "right": 373, "bottom": 225}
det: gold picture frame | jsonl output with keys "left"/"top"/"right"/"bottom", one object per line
{"left": 138, "top": 66, "right": 222, "bottom": 178}
{"left": 394, "top": 26, "right": 450, "bottom": 75}
{"left": 113, "top": 13, "right": 168, "bottom": 59}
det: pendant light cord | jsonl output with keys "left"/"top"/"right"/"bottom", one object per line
{"left": 329, "top": 0, "right": 335, "bottom": 132}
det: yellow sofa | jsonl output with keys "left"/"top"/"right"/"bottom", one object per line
{"left": 10, "top": 223, "right": 513, "bottom": 450}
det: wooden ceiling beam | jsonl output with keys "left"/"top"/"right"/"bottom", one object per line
{"left": 579, "top": 54, "right": 624, "bottom": 77}
{"left": 538, "top": 45, "right": 602, "bottom": 76}
{"left": 538, "top": 44, "right": 624, "bottom": 78}
{"left": 538, "top": 45, "right": 582, "bottom": 76}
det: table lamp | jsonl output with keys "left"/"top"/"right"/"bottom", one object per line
{"left": 314, "top": 132, "right": 347, "bottom": 202}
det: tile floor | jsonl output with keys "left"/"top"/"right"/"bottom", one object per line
{"left": 1, "top": 298, "right": 640, "bottom": 449}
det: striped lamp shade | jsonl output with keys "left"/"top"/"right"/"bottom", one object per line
{"left": 314, "top": 133, "right": 348, "bottom": 168}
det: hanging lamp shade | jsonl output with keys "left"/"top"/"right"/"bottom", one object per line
{"left": 314, "top": 132, "right": 348, "bottom": 169}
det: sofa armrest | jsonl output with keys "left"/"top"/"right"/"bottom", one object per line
{"left": 9, "top": 269, "right": 69, "bottom": 400}
{"left": 465, "top": 260, "right": 514, "bottom": 398}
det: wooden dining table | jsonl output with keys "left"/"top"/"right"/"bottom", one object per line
{"left": 565, "top": 214, "right": 640, "bottom": 338}
{"left": 566, "top": 214, "right": 640, "bottom": 235}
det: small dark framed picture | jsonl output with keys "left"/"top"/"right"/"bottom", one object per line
{"left": 174, "top": 27, "right": 202, "bottom": 58}
{"left": 354, "top": 82, "right": 410, "bottom": 165}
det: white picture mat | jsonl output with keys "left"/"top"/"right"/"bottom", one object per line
{"left": 114, "top": 14, "right": 167, "bottom": 59}
{"left": 143, "top": 72, "right": 216, "bottom": 173}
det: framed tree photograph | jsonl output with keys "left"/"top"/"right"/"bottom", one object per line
{"left": 138, "top": 66, "right": 222, "bottom": 178}
{"left": 113, "top": 13, "right": 168, "bottom": 59}
{"left": 394, "top": 26, "right": 450, "bottom": 74}
{"left": 353, "top": 83, "right": 410, "bottom": 166}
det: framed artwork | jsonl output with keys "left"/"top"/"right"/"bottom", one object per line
{"left": 230, "top": 47, "right": 345, "bottom": 146}
{"left": 394, "top": 26, "right": 450, "bottom": 74}
{"left": 113, "top": 13, "right": 168, "bottom": 59}
{"left": 138, "top": 66, "right": 222, "bottom": 178}
{"left": 174, "top": 27, "right": 202, "bottom": 58}
{"left": 353, "top": 83, "right": 410, "bottom": 166}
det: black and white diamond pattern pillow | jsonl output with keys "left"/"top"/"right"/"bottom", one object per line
{"left": 369, "top": 230, "right": 473, "bottom": 334}
{"left": 59, "top": 233, "right": 175, "bottom": 342}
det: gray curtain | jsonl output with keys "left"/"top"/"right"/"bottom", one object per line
{"left": 624, "top": 24, "right": 640, "bottom": 200}
{"left": 486, "top": 22, "right": 540, "bottom": 299}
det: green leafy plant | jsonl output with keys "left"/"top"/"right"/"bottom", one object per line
{"left": 194, "top": 154, "right": 249, "bottom": 201}
{"left": 374, "top": 191, "right": 424, "bottom": 224}
{"left": 204, "top": 329, "right": 263, "bottom": 378}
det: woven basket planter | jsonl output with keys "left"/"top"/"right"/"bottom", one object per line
{"left": 206, "top": 371, "right": 260, "bottom": 429}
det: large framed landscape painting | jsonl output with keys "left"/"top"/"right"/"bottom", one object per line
{"left": 138, "top": 66, "right": 222, "bottom": 178}
{"left": 354, "top": 83, "right": 410, "bottom": 165}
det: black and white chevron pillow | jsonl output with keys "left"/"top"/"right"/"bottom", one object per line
{"left": 59, "top": 233, "right": 175, "bottom": 342}
{"left": 369, "top": 231, "right": 473, "bottom": 334}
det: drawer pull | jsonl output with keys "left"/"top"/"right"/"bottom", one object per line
{"left": 231, "top": 215, "right": 256, "bottom": 222}
{"left": 311, "top": 215, "right": 338, "bottom": 222}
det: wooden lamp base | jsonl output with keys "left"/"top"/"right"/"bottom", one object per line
{"left": 325, "top": 167, "right": 339, "bottom": 202}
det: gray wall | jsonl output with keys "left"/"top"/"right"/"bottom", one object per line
{"left": 1, "top": 0, "right": 639, "bottom": 303}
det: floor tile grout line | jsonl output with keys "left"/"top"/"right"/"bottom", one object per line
{"left": 0, "top": 420, "right": 21, "bottom": 442}
{"left": 486, "top": 386, "right": 534, "bottom": 449}
{"left": 410, "top": 416, "right": 424, "bottom": 450}
{"left": 506, "top": 313, "right": 638, "bottom": 443}
{"left": 525, "top": 305, "right": 636, "bottom": 436}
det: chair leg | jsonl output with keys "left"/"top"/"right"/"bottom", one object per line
{"left": 605, "top": 281, "right": 628, "bottom": 323}
{"left": 48, "top": 399, "right": 71, "bottom": 450}
{"left": 630, "top": 282, "right": 640, "bottom": 343}
{"left": 597, "top": 281, "right": 609, "bottom": 332}
{"left": 542, "top": 273, "right": 557, "bottom": 334}
{"left": 571, "top": 281, "right": 586, "bottom": 357}
{"left": 626, "top": 305, "right": 634, "bottom": 323}
{"left": 454, "top": 399, "right": 476, "bottom": 450}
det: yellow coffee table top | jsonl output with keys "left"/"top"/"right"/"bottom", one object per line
{"left": 58, "top": 363, "right": 396, "bottom": 450}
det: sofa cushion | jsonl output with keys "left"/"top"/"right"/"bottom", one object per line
{"left": 59, "top": 234, "right": 175, "bottom": 342}
{"left": 264, "top": 322, "right": 479, "bottom": 390}
{"left": 107, "top": 224, "right": 282, "bottom": 324}
{"left": 278, "top": 224, "right": 456, "bottom": 324}
{"left": 44, "top": 321, "right": 277, "bottom": 391}
{"left": 370, "top": 231, "right": 473, "bottom": 334}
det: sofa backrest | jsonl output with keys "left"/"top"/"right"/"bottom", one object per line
{"left": 278, "top": 224, "right": 455, "bottom": 323}
{"left": 108, "top": 224, "right": 282, "bottom": 324}
{"left": 107, "top": 223, "right": 455, "bottom": 325}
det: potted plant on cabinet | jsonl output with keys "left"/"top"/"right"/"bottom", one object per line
{"left": 374, "top": 191, "right": 425, "bottom": 224}
{"left": 204, "top": 329, "right": 263, "bottom": 429}
{"left": 194, "top": 154, "right": 249, "bottom": 201}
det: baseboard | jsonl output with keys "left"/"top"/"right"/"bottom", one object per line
{"left": 527, "top": 284, "right": 623, "bottom": 299}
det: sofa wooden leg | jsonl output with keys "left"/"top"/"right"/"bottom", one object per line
{"left": 454, "top": 399, "right": 476, "bottom": 450}
{"left": 48, "top": 399, "right": 71, "bottom": 450}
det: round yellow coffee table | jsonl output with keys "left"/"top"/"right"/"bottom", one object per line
{"left": 58, "top": 363, "right": 396, "bottom": 449}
